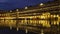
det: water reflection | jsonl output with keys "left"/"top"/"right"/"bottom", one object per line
{"left": 16, "top": 27, "right": 19, "bottom": 31}
{"left": 25, "top": 28, "right": 28, "bottom": 34}
{"left": 41, "top": 29, "right": 44, "bottom": 34}
{"left": 0, "top": 17, "right": 60, "bottom": 34}
{"left": 10, "top": 26, "right": 12, "bottom": 30}
{"left": 0, "top": 13, "right": 60, "bottom": 34}
{"left": 0, "top": 19, "right": 59, "bottom": 27}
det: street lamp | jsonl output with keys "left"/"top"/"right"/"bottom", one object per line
{"left": 40, "top": 3, "right": 44, "bottom": 6}
{"left": 25, "top": 7, "right": 28, "bottom": 9}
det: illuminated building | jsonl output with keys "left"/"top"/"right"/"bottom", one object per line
{"left": 0, "top": 0, "right": 60, "bottom": 27}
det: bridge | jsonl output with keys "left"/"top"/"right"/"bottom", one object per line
{"left": 0, "top": 1, "right": 60, "bottom": 34}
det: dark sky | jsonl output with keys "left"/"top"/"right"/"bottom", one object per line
{"left": 0, "top": 0, "right": 54, "bottom": 10}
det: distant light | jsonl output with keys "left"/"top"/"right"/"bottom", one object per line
{"left": 57, "top": 15, "right": 59, "bottom": 17}
{"left": 10, "top": 26, "right": 12, "bottom": 30}
{"left": 33, "top": 13, "right": 36, "bottom": 15}
{"left": 25, "top": 29, "right": 28, "bottom": 34}
{"left": 41, "top": 29, "right": 44, "bottom": 34}
{"left": 53, "top": 15, "right": 56, "bottom": 17}
{"left": 17, "top": 27, "right": 19, "bottom": 31}
{"left": 40, "top": 3, "right": 44, "bottom": 6}
{"left": 16, "top": 9, "right": 19, "bottom": 11}
{"left": 25, "top": 7, "right": 28, "bottom": 9}
{"left": 10, "top": 10, "right": 12, "bottom": 12}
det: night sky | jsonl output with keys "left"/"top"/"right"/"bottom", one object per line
{"left": 0, "top": 0, "right": 54, "bottom": 10}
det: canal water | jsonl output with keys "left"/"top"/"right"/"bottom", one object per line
{"left": 0, "top": 19, "right": 60, "bottom": 34}
{"left": 0, "top": 16, "right": 60, "bottom": 34}
{"left": 0, "top": 25, "right": 60, "bottom": 34}
{"left": 0, "top": 26, "right": 38, "bottom": 34}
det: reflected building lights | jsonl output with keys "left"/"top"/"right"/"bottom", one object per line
{"left": 10, "top": 26, "right": 12, "bottom": 30}
{"left": 41, "top": 29, "right": 44, "bottom": 34}
{"left": 25, "top": 29, "right": 28, "bottom": 34}
{"left": 17, "top": 27, "right": 19, "bottom": 31}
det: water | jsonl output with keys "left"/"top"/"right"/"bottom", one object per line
{"left": 0, "top": 27, "right": 38, "bottom": 34}
{"left": 0, "top": 26, "right": 60, "bottom": 34}
{"left": 0, "top": 19, "right": 60, "bottom": 34}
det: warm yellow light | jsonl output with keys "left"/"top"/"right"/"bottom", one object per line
{"left": 53, "top": 15, "right": 56, "bottom": 17}
{"left": 42, "top": 13, "right": 50, "bottom": 15}
{"left": 40, "top": 15, "right": 45, "bottom": 19}
{"left": 33, "top": 13, "right": 36, "bottom": 15}
{"left": 56, "top": 15, "right": 59, "bottom": 17}
{"left": 54, "top": 21, "right": 57, "bottom": 25}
